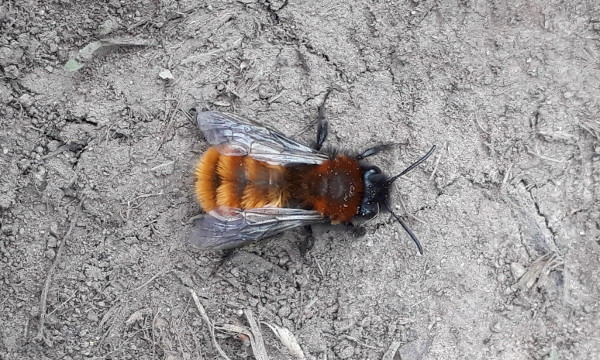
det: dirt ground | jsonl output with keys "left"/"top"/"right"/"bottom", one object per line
{"left": 1, "top": 0, "right": 599, "bottom": 359}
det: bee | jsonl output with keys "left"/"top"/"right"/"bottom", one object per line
{"left": 191, "top": 100, "right": 435, "bottom": 254}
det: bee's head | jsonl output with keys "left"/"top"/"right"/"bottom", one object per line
{"left": 358, "top": 165, "right": 390, "bottom": 219}
{"left": 357, "top": 146, "right": 436, "bottom": 255}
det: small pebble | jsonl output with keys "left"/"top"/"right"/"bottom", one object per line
{"left": 99, "top": 19, "right": 120, "bottom": 36}
{"left": 47, "top": 236, "right": 58, "bottom": 248}
{"left": 19, "top": 93, "right": 34, "bottom": 107}
{"left": 497, "top": 272, "right": 506, "bottom": 283}
{"left": 158, "top": 68, "right": 174, "bottom": 80}
{"left": 510, "top": 262, "right": 526, "bottom": 281}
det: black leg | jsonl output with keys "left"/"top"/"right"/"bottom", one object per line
{"left": 315, "top": 94, "right": 329, "bottom": 151}
{"left": 300, "top": 225, "right": 315, "bottom": 256}
{"left": 315, "top": 86, "right": 344, "bottom": 151}
{"left": 345, "top": 223, "right": 366, "bottom": 238}
{"left": 210, "top": 248, "right": 238, "bottom": 275}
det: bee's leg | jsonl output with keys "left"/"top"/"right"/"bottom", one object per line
{"left": 300, "top": 225, "right": 315, "bottom": 256}
{"left": 315, "top": 85, "right": 344, "bottom": 150}
{"left": 315, "top": 96, "right": 329, "bottom": 151}
{"left": 346, "top": 223, "right": 367, "bottom": 238}
{"left": 356, "top": 143, "right": 395, "bottom": 160}
{"left": 210, "top": 248, "right": 238, "bottom": 275}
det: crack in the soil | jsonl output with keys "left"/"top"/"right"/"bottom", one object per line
{"left": 302, "top": 88, "right": 333, "bottom": 105}
{"left": 258, "top": 0, "right": 346, "bottom": 80}
{"left": 65, "top": 116, "right": 99, "bottom": 127}
{"left": 434, "top": 176, "right": 460, "bottom": 196}
{"left": 527, "top": 188, "right": 559, "bottom": 250}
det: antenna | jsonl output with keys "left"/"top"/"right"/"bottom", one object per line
{"left": 384, "top": 145, "right": 436, "bottom": 255}
{"left": 383, "top": 202, "right": 424, "bottom": 255}
{"left": 387, "top": 145, "right": 436, "bottom": 184}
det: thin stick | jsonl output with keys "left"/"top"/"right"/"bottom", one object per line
{"left": 37, "top": 210, "right": 80, "bottom": 345}
{"left": 501, "top": 163, "right": 513, "bottom": 191}
{"left": 157, "top": 99, "right": 181, "bottom": 152}
{"left": 382, "top": 340, "right": 402, "bottom": 360}
{"left": 124, "top": 268, "right": 172, "bottom": 294}
{"left": 151, "top": 308, "right": 162, "bottom": 360}
{"left": 313, "top": 256, "right": 325, "bottom": 277}
{"left": 244, "top": 309, "right": 269, "bottom": 360}
{"left": 190, "top": 289, "right": 232, "bottom": 360}
{"left": 341, "top": 334, "right": 380, "bottom": 351}
{"left": 429, "top": 150, "right": 442, "bottom": 181}
{"left": 39, "top": 146, "right": 69, "bottom": 160}
{"left": 529, "top": 143, "right": 564, "bottom": 163}
{"left": 47, "top": 290, "right": 78, "bottom": 316}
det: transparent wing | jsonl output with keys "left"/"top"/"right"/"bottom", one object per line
{"left": 190, "top": 207, "right": 326, "bottom": 250}
{"left": 197, "top": 111, "right": 329, "bottom": 165}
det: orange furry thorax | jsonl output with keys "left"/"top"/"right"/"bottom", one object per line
{"left": 194, "top": 147, "right": 364, "bottom": 224}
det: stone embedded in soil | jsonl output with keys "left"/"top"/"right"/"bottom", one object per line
{"left": 18, "top": 93, "right": 35, "bottom": 108}
{"left": 510, "top": 262, "right": 526, "bottom": 281}
{"left": 398, "top": 339, "right": 432, "bottom": 360}
{"left": 98, "top": 19, "right": 120, "bottom": 36}
{"left": 0, "top": 82, "right": 11, "bottom": 103}
{"left": 0, "top": 46, "right": 24, "bottom": 66}
{"left": 158, "top": 68, "right": 174, "bottom": 80}
{"left": 0, "top": 5, "right": 8, "bottom": 22}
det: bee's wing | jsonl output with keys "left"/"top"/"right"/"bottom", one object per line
{"left": 190, "top": 207, "right": 326, "bottom": 250}
{"left": 197, "top": 111, "right": 329, "bottom": 165}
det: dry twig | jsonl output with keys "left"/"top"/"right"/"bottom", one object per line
{"left": 157, "top": 99, "right": 182, "bottom": 152}
{"left": 189, "top": 289, "right": 232, "bottom": 360}
{"left": 340, "top": 334, "right": 380, "bottom": 351}
{"left": 244, "top": 310, "right": 269, "bottom": 360}
{"left": 382, "top": 340, "right": 402, "bottom": 360}
{"left": 36, "top": 206, "right": 81, "bottom": 345}
{"left": 428, "top": 147, "right": 443, "bottom": 181}
{"left": 515, "top": 252, "right": 563, "bottom": 290}
{"left": 123, "top": 267, "right": 172, "bottom": 295}
{"left": 263, "top": 322, "right": 306, "bottom": 359}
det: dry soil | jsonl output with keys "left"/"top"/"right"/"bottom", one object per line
{"left": 1, "top": 0, "right": 599, "bottom": 359}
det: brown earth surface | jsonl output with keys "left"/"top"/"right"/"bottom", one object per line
{"left": 1, "top": 0, "right": 599, "bottom": 359}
